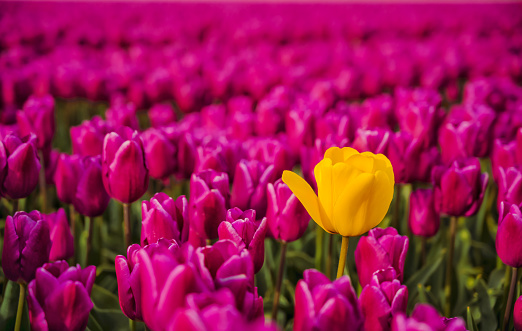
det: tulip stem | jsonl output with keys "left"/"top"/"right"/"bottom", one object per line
{"left": 502, "top": 267, "right": 518, "bottom": 331}
{"left": 271, "top": 241, "right": 287, "bottom": 321}
{"left": 337, "top": 236, "right": 350, "bottom": 279}
{"left": 444, "top": 216, "right": 458, "bottom": 316}
{"left": 69, "top": 204, "right": 76, "bottom": 248}
{"left": 326, "top": 234, "right": 333, "bottom": 279}
{"left": 392, "top": 184, "right": 402, "bottom": 231}
{"left": 129, "top": 319, "right": 136, "bottom": 331}
{"left": 85, "top": 217, "right": 93, "bottom": 267}
{"left": 38, "top": 150, "right": 48, "bottom": 213}
{"left": 123, "top": 203, "right": 131, "bottom": 249}
{"left": 315, "top": 226, "right": 324, "bottom": 272}
{"left": 420, "top": 236, "right": 427, "bottom": 267}
{"left": 14, "top": 282, "right": 25, "bottom": 331}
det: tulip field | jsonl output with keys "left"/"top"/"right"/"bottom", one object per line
{"left": 1, "top": 2, "right": 522, "bottom": 331}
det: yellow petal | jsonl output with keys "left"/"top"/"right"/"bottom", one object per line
{"left": 315, "top": 158, "right": 333, "bottom": 220}
{"left": 362, "top": 169, "right": 394, "bottom": 232}
{"left": 346, "top": 153, "right": 375, "bottom": 173}
{"left": 333, "top": 172, "right": 375, "bottom": 236}
{"left": 282, "top": 170, "right": 330, "bottom": 232}
{"left": 324, "top": 146, "right": 359, "bottom": 164}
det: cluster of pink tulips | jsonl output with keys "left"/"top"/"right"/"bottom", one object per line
{"left": 0, "top": 2, "right": 521, "bottom": 331}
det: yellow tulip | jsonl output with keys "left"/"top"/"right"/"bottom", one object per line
{"left": 282, "top": 146, "right": 395, "bottom": 237}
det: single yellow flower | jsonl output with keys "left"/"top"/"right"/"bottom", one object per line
{"left": 282, "top": 146, "right": 394, "bottom": 237}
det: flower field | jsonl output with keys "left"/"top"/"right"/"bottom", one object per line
{"left": 0, "top": 2, "right": 522, "bottom": 331}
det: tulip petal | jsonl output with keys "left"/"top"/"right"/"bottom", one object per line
{"left": 2, "top": 216, "right": 20, "bottom": 281}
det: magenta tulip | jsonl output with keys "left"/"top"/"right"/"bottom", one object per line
{"left": 148, "top": 103, "right": 177, "bottom": 128}
{"left": 70, "top": 116, "right": 111, "bottom": 157}
{"left": 141, "top": 128, "right": 177, "bottom": 180}
{"left": 515, "top": 295, "right": 522, "bottom": 331}
{"left": 496, "top": 202, "right": 522, "bottom": 268}
{"left": 17, "top": 94, "right": 55, "bottom": 150}
{"left": 409, "top": 189, "right": 440, "bottom": 238}
{"left": 45, "top": 209, "right": 74, "bottom": 261}
{"left": 392, "top": 304, "right": 467, "bottom": 331}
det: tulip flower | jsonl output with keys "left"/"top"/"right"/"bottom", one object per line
{"left": 391, "top": 304, "right": 467, "bottom": 331}
{"left": 408, "top": 188, "right": 440, "bottom": 238}
{"left": 141, "top": 193, "right": 188, "bottom": 246}
{"left": 515, "top": 295, "right": 522, "bottom": 331}
{"left": 73, "top": 156, "right": 111, "bottom": 218}
{"left": 148, "top": 103, "right": 177, "bottom": 128}
{"left": 285, "top": 106, "right": 316, "bottom": 155}
{"left": 432, "top": 157, "right": 488, "bottom": 217}
{"left": 27, "top": 261, "right": 95, "bottom": 331}
{"left": 54, "top": 153, "right": 81, "bottom": 205}
{"left": 102, "top": 127, "right": 149, "bottom": 203}
{"left": 247, "top": 137, "right": 293, "bottom": 178}
{"left": 355, "top": 227, "right": 409, "bottom": 287}
{"left": 2, "top": 211, "right": 51, "bottom": 282}
{"left": 497, "top": 167, "right": 522, "bottom": 209}
{"left": 1, "top": 133, "right": 41, "bottom": 200}
{"left": 496, "top": 202, "right": 522, "bottom": 268}
{"left": 352, "top": 128, "right": 390, "bottom": 154}
{"left": 396, "top": 97, "right": 444, "bottom": 148}
{"left": 357, "top": 94, "right": 396, "bottom": 130}
{"left": 218, "top": 208, "right": 267, "bottom": 273}
{"left": 16, "top": 94, "right": 55, "bottom": 150}
{"left": 491, "top": 139, "right": 519, "bottom": 183}
{"left": 284, "top": 146, "right": 394, "bottom": 279}
{"left": 44, "top": 209, "right": 74, "bottom": 262}
{"left": 360, "top": 268, "right": 408, "bottom": 331}
{"left": 141, "top": 128, "right": 177, "bottom": 180}
{"left": 189, "top": 170, "right": 230, "bottom": 240}
{"left": 177, "top": 131, "right": 198, "bottom": 179}
{"left": 230, "top": 160, "right": 276, "bottom": 218}
{"left": 195, "top": 140, "right": 229, "bottom": 175}
{"left": 294, "top": 269, "right": 363, "bottom": 331}
{"left": 105, "top": 102, "right": 140, "bottom": 131}
{"left": 266, "top": 179, "right": 310, "bottom": 242}
{"left": 70, "top": 116, "right": 111, "bottom": 157}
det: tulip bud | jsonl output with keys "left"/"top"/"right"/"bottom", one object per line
{"left": 27, "top": 261, "right": 95, "bottom": 331}
{"left": 141, "top": 128, "right": 177, "bottom": 180}
{"left": 355, "top": 227, "right": 409, "bottom": 287}
{"left": 409, "top": 189, "right": 440, "bottom": 238}
{"left": 432, "top": 158, "right": 488, "bottom": 217}
{"left": 294, "top": 269, "right": 363, "bottom": 331}
{"left": 515, "top": 295, "right": 522, "bottom": 331}
{"left": 266, "top": 179, "right": 310, "bottom": 242}
{"left": 141, "top": 193, "right": 189, "bottom": 246}
{"left": 148, "top": 103, "right": 177, "bottom": 128}
{"left": 230, "top": 160, "right": 276, "bottom": 218}
{"left": 102, "top": 127, "right": 149, "bottom": 203}
{"left": 45, "top": 209, "right": 74, "bottom": 261}
{"left": 70, "top": 116, "right": 111, "bottom": 157}
{"left": 2, "top": 211, "right": 51, "bottom": 282}
{"left": 189, "top": 170, "right": 230, "bottom": 240}
{"left": 496, "top": 202, "right": 522, "bottom": 268}
{"left": 360, "top": 268, "right": 408, "bottom": 331}
{"left": 1, "top": 134, "right": 41, "bottom": 199}
{"left": 74, "top": 156, "right": 111, "bottom": 217}
{"left": 218, "top": 208, "right": 267, "bottom": 273}
{"left": 17, "top": 94, "right": 55, "bottom": 150}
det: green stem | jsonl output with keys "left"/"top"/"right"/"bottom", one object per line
{"left": 85, "top": 217, "right": 93, "bottom": 267}
{"left": 337, "top": 236, "right": 350, "bottom": 279}
{"left": 129, "top": 319, "right": 136, "bottom": 331}
{"left": 69, "top": 204, "right": 76, "bottom": 244}
{"left": 271, "top": 241, "right": 287, "bottom": 321}
{"left": 392, "top": 184, "right": 402, "bottom": 231}
{"left": 315, "top": 226, "right": 324, "bottom": 272}
{"left": 502, "top": 267, "right": 518, "bottom": 331}
{"left": 38, "top": 150, "right": 48, "bottom": 213}
{"left": 123, "top": 203, "right": 131, "bottom": 249}
{"left": 444, "top": 216, "right": 458, "bottom": 316}
{"left": 14, "top": 282, "right": 25, "bottom": 331}
{"left": 326, "top": 234, "right": 333, "bottom": 279}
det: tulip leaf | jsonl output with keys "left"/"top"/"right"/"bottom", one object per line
{"left": 475, "top": 278, "right": 498, "bottom": 331}
{"left": 91, "top": 284, "right": 121, "bottom": 310}
{"left": 405, "top": 249, "right": 444, "bottom": 311}
{"left": 467, "top": 306, "right": 479, "bottom": 331}
{"left": 0, "top": 281, "right": 30, "bottom": 331}
{"left": 286, "top": 251, "right": 314, "bottom": 273}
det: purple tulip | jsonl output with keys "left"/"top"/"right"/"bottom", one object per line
{"left": 294, "top": 269, "right": 363, "bottom": 331}
{"left": 54, "top": 153, "right": 81, "bottom": 205}
{"left": 432, "top": 158, "right": 488, "bottom": 217}
{"left": 357, "top": 94, "right": 396, "bottom": 130}
{"left": 27, "top": 261, "right": 95, "bottom": 331}
{"left": 73, "top": 156, "right": 111, "bottom": 217}
{"left": 266, "top": 179, "right": 310, "bottom": 242}
{"left": 496, "top": 202, "right": 522, "bottom": 268}
{"left": 391, "top": 304, "right": 467, "bottom": 331}
{"left": 177, "top": 131, "right": 198, "bottom": 179}
{"left": 70, "top": 116, "right": 111, "bottom": 157}
{"left": 246, "top": 137, "right": 293, "bottom": 178}
{"left": 387, "top": 131, "right": 440, "bottom": 183}
{"left": 44, "top": 209, "right": 74, "bottom": 262}
{"left": 285, "top": 106, "right": 316, "bottom": 155}
{"left": 230, "top": 160, "right": 276, "bottom": 218}
{"left": 195, "top": 140, "right": 229, "bottom": 175}
{"left": 16, "top": 94, "right": 55, "bottom": 150}
{"left": 355, "top": 227, "right": 409, "bottom": 287}
{"left": 148, "top": 103, "right": 177, "bottom": 128}
{"left": 497, "top": 167, "right": 522, "bottom": 209}
{"left": 2, "top": 211, "right": 51, "bottom": 282}
{"left": 102, "top": 127, "right": 149, "bottom": 203}
{"left": 515, "top": 295, "right": 522, "bottom": 331}
{"left": 352, "top": 128, "right": 390, "bottom": 154}
{"left": 141, "top": 128, "right": 177, "bottom": 180}
{"left": 409, "top": 189, "right": 440, "bottom": 238}
{"left": 1, "top": 133, "right": 41, "bottom": 199}
{"left": 105, "top": 102, "right": 140, "bottom": 131}
{"left": 360, "top": 268, "right": 408, "bottom": 331}
{"left": 141, "top": 193, "right": 189, "bottom": 246}
{"left": 189, "top": 170, "right": 230, "bottom": 240}
{"left": 491, "top": 139, "right": 519, "bottom": 183}
{"left": 218, "top": 208, "right": 267, "bottom": 273}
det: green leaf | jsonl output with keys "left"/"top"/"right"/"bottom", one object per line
{"left": 0, "top": 281, "right": 30, "bottom": 331}
{"left": 475, "top": 278, "right": 498, "bottom": 331}
{"left": 467, "top": 306, "right": 479, "bottom": 331}
{"left": 286, "top": 251, "right": 314, "bottom": 273}
{"left": 91, "top": 284, "right": 121, "bottom": 310}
